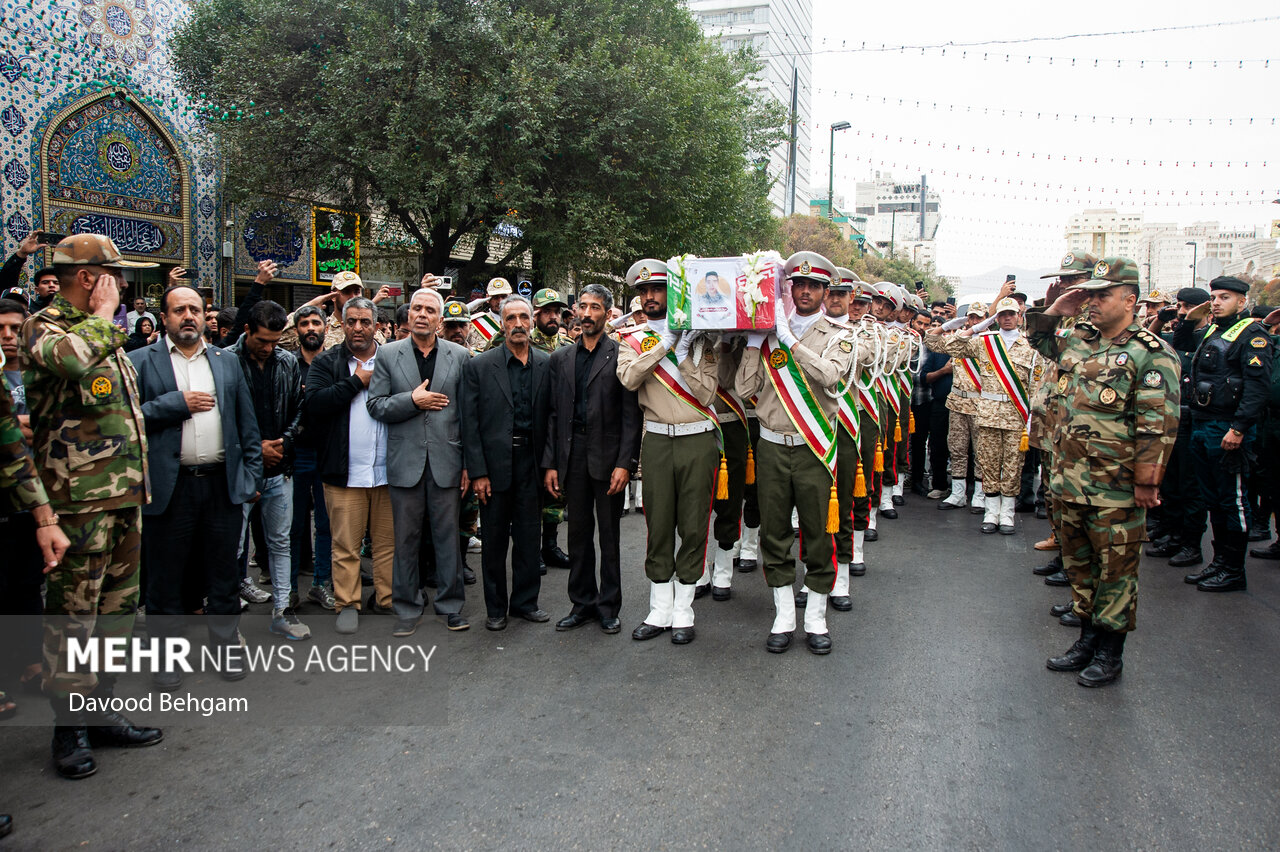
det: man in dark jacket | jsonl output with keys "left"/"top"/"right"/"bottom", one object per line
{"left": 228, "top": 300, "right": 309, "bottom": 640}
{"left": 461, "top": 295, "right": 551, "bottom": 631}
{"left": 542, "top": 285, "right": 641, "bottom": 633}
{"left": 290, "top": 306, "right": 334, "bottom": 609}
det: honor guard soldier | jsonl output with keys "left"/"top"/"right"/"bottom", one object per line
{"left": 927, "top": 303, "right": 986, "bottom": 510}
{"left": 736, "top": 251, "right": 854, "bottom": 654}
{"left": 1028, "top": 257, "right": 1179, "bottom": 686}
{"left": 843, "top": 282, "right": 882, "bottom": 575}
{"left": 617, "top": 259, "right": 720, "bottom": 644}
{"left": 1176, "top": 276, "right": 1273, "bottom": 592}
{"left": 467, "top": 277, "right": 511, "bottom": 351}
{"left": 699, "top": 335, "right": 752, "bottom": 601}
{"left": 20, "top": 235, "right": 164, "bottom": 778}
{"left": 952, "top": 297, "right": 1036, "bottom": 534}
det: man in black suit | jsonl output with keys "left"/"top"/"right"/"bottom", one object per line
{"left": 543, "top": 284, "right": 641, "bottom": 634}
{"left": 461, "top": 295, "right": 551, "bottom": 631}
{"left": 130, "top": 284, "right": 264, "bottom": 687}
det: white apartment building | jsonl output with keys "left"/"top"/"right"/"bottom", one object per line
{"left": 853, "top": 172, "right": 942, "bottom": 258}
{"left": 685, "top": 0, "right": 812, "bottom": 217}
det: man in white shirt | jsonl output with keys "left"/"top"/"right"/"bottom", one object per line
{"left": 125, "top": 297, "right": 156, "bottom": 337}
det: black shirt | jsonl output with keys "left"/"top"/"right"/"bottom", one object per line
{"left": 412, "top": 340, "right": 439, "bottom": 387}
{"left": 505, "top": 345, "right": 533, "bottom": 434}
{"left": 573, "top": 339, "right": 600, "bottom": 430}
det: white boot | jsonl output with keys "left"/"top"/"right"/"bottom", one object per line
{"left": 893, "top": 473, "right": 905, "bottom": 498}
{"left": 634, "top": 483, "right": 643, "bottom": 511}
{"left": 852, "top": 530, "right": 866, "bottom": 575}
{"left": 868, "top": 508, "right": 878, "bottom": 533}
{"left": 981, "top": 495, "right": 1000, "bottom": 533}
{"left": 711, "top": 546, "right": 734, "bottom": 596}
{"left": 879, "top": 489, "right": 895, "bottom": 512}
{"left": 738, "top": 525, "right": 759, "bottom": 569}
{"left": 623, "top": 486, "right": 631, "bottom": 512}
{"left": 970, "top": 480, "right": 985, "bottom": 511}
{"left": 830, "top": 562, "right": 852, "bottom": 611}
{"left": 770, "top": 586, "right": 796, "bottom": 634}
{"left": 695, "top": 559, "right": 711, "bottom": 589}
{"left": 672, "top": 582, "right": 696, "bottom": 630}
{"left": 998, "top": 495, "right": 1017, "bottom": 534}
{"left": 941, "top": 478, "right": 966, "bottom": 508}
{"left": 643, "top": 581, "right": 674, "bottom": 627}
{"left": 804, "top": 592, "right": 832, "bottom": 654}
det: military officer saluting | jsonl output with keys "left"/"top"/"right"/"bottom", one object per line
{"left": 736, "top": 251, "right": 854, "bottom": 654}
{"left": 1176, "top": 275, "right": 1273, "bottom": 592}
{"left": 617, "top": 259, "right": 720, "bottom": 645}
{"left": 1027, "top": 256, "right": 1179, "bottom": 687}
{"left": 20, "top": 235, "right": 164, "bottom": 778}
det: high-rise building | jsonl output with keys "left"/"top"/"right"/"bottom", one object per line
{"left": 686, "top": 0, "right": 812, "bottom": 217}
{"left": 853, "top": 172, "right": 941, "bottom": 259}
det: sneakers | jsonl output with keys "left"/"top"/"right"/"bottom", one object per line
{"left": 238, "top": 578, "right": 271, "bottom": 605}
{"left": 467, "top": 536, "right": 483, "bottom": 554}
{"left": 392, "top": 618, "right": 420, "bottom": 637}
{"left": 270, "top": 608, "right": 312, "bottom": 641}
{"left": 307, "top": 583, "right": 336, "bottom": 610}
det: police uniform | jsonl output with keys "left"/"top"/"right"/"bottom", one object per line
{"left": 20, "top": 234, "right": 163, "bottom": 778}
{"left": 735, "top": 251, "right": 854, "bottom": 655}
{"left": 1026, "top": 256, "right": 1180, "bottom": 687}
{"left": 616, "top": 259, "right": 720, "bottom": 644}
{"left": 1181, "top": 276, "right": 1274, "bottom": 591}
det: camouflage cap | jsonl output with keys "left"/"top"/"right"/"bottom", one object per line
{"left": 993, "top": 297, "right": 1020, "bottom": 315}
{"left": 486, "top": 277, "right": 513, "bottom": 296}
{"left": 626, "top": 259, "right": 668, "bottom": 289}
{"left": 52, "top": 233, "right": 158, "bottom": 269}
{"left": 330, "top": 270, "right": 364, "bottom": 292}
{"left": 783, "top": 251, "right": 835, "bottom": 286}
{"left": 1067, "top": 256, "right": 1140, "bottom": 291}
{"left": 1040, "top": 249, "right": 1099, "bottom": 279}
{"left": 532, "top": 287, "right": 568, "bottom": 309}
{"left": 441, "top": 300, "right": 471, "bottom": 323}
{"left": 966, "top": 303, "right": 988, "bottom": 318}
{"left": 1137, "top": 288, "right": 1172, "bottom": 305}
{"left": 831, "top": 266, "right": 860, "bottom": 293}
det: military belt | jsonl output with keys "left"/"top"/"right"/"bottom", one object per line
{"left": 759, "top": 425, "right": 804, "bottom": 447}
{"left": 980, "top": 391, "right": 1010, "bottom": 402}
{"left": 643, "top": 419, "right": 716, "bottom": 437}
{"left": 953, "top": 390, "right": 981, "bottom": 399}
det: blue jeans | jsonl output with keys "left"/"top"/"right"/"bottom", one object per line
{"left": 240, "top": 474, "right": 293, "bottom": 611}
{"left": 291, "top": 450, "right": 331, "bottom": 589}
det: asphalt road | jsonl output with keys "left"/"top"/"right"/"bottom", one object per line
{"left": 1, "top": 497, "right": 1278, "bottom": 850}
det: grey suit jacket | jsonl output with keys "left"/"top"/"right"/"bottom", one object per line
{"left": 129, "top": 339, "right": 264, "bottom": 516}
{"left": 366, "top": 336, "right": 468, "bottom": 489}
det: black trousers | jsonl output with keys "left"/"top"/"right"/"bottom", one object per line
{"left": 909, "top": 400, "right": 931, "bottom": 488}
{"left": 928, "top": 399, "right": 950, "bottom": 490}
{"left": 0, "top": 511, "right": 44, "bottom": 678}
{"left": 1019, "top": 447, "right": 1041, "bottom": 506}
{"left": 479, "top": 445, "right": 542, "bottom": 619}
{"left": 144, "top": 469, "right": 241, "bottom": 646}
{"left": 565, "top": 435, "right": 624, "bottom": 618}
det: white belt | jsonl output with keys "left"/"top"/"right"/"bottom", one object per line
{"left": 716, "top": 411, "right": 742, "bottom": 424}
{"left": 980, "top": 391, "right": 1010, "bottom": 402}
{"left": 644, "top": 419, "right": 717, "bottom": 437}
{"left": 759, "top": 425, "right": 805, "bottom": 447}
{"left": 953, "top": 389, "right": 981, "bottom": 399}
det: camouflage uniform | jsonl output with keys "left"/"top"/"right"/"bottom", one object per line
{"left": 955, "top": 328, "right": 1036, "bottom": 499}
{"left": 21, "top": 294, "right": 150, "bottom": 698}
{"left": 1026, "top": 308, "right": 1179, "bottom": 633}
{"left": 0, "top": 370, "right": 48, "bottom": 511}
{"left": 930, "top": 326, "right": 982, "bottom": 499}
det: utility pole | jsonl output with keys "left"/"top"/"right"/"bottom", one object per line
{"left": 890, "top": 209, "right": 898, "bottom": 259}
{"left": 828, "top": 121, "right": 850, "bottom": 220}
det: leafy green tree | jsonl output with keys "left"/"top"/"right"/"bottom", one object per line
{"left": 774, "top": 214, "right": 951, "bottom": 299}
{"left": 171, "top": 0, "right": 783, "bottom": 287}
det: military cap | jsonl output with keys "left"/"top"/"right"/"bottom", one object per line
{"left": 532, "top": 287, "right": 568, "bottom": 309}
{"left": 441, "top": 300, "right": 471, "bottom": 323}
{"left": 966, "top": 303, "right": 988, "bottom": 318}
{"left": 993, "top": 297, "right": 1020, "bottom": 315}
{"left": 52, "top": 233, "right": 158, "bottom": 269}
{"left": 626, "top": 259, "right": 668, "bottom": 289}
{"left": 852, "top": 281, "right": 875, "bottom": 303}
{"left": 1041, "top": 249, "right": 1099, "bottom": 279}
{"left": 783, "top": 251, "right": 835, "bottom": 286}
{"left": 1010, "top": 291, "right": 1028, "bottom": 303}
{"left": 486, "top": 277, "right": 513, "bottom": 296}
{"left": 629, "top": 296, "right": 642, "bottom": 311}
{"left": 1068, "top": 256, "right": 1140, "bottom": 290}
{"left": 831, "top": 266, "right": 861, "bottom": 293}
{"left": 872, "top": 281, "right": 902, "bottom": 311}
{"left": 330, "top": 270, "right": 363, "bottom": 292}
{"left": 1176, "top": 287, "right": 1210, "bottom": 306}
{"left": 1208, "top": 276, "right": 1249, "bottom": 295}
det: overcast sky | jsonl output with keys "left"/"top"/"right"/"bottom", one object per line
{"left": 801, "top": 0, "right": 1280, "bottom": 282}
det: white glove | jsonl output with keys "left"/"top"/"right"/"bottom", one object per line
{"left": 674, "top": 331, "right": 694, "bottom": 364}
{"left": 941, "top": 317, "right": 966, "bottom": 332}
{"left": 745, "top": 330, "right": 767, "bottom": 349}
{"left": 648, "top": 317, "right": 677, "bottom": 350}
{"left": 776, "top": 318, "right": 798, "bottom": 349}
{"left": 971, "top": 315, "right": 996, "bottom": 333}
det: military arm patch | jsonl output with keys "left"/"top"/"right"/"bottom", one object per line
{"left": 1142, "top": 370, "right": 1163, "bottom": 388}
{"left": 1251, "top": 336, "right": 1268, "bottom": 348}
{"left": 1248, "top": 355, "right": 1263, "bottom": 367}
{"left": 839, "top": 339, "right": 853, "bottom": 353}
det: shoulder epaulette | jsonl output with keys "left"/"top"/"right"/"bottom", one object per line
{"left": 1134, "top": 328, "right": 1163, "bottom": 351}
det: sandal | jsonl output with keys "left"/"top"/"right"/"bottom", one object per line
{"left": 0, "top": 690, "right": 16, "bottom": 720}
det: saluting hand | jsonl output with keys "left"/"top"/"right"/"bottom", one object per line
{"left": 88, "top": 273, "right": 121, "bottom": 321}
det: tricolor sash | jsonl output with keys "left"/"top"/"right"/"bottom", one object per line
{"left": 857, "top": 380, "right": 881, "bottom": 431}
{"left": 623, "top": 329, "right": 719, "bottom": 428}
{"left": 980, "top": 332, "right": 1030, "bottom": 421}
{"left": 876, "top": 376, "right": 900, "bottom": 416}
{"left": 958, "top": 357, "right": 983, "bottom": 392}
{"left": 761, "top": 338, "right": 836, "bottom": 475}
{"left": 836, "top": 381, "right": 859, "bottom": 439}
{"left": 471, "top": 312, "right": 500, "bottom": 342}
{"left": 715, "top": 386, "right": 748, "bottom": 426}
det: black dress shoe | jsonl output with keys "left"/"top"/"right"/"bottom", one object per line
{"left": 806, "top": 633, "right": 832, "bottom": 655}
{"left": 1046, "top": 622, "right": 1098, "bottom": 672}
{"left": 514, "top": 608, "right": 550, "bottom": 623}
{"left": 485, "top": 616, "right": 507, "bottom": 631}
{"left": 51, "top": 726, "right": 96, "bottom": 780}
{"left": 1197, "top": 570, "right": 1247, "bottom": 593}
{"left": 1044, "top": 570, "right": 1070, "bottom": 587}
{"left": 694, "top": 584, "right": 710, "bottom": 600}
{"left": 881, "top": 508, "right": 899, "bottom": 519}
{"left": 711, "top": 586, "right": 731, "bottom": 601}
{"left": 446, "top": 614, "right": 470, "bottom": 631}
{"left": 1077, "top": 631, "right": 1125, "bottom": 687}
{"left": 1145, "top": 537, "right": 1178, "bottom": 557}
{"left": 980, "top": 521, "right": 997, "bottom": 534}
{"left": 600, "top": 617, "right": 621, "bottom": 634}
{"left": 892, "top": 494, "right": 905, "bottom": 507}
{"left": 463, "top": 567, "right": 477, "bottom": 585}
{"left": 850, "top": 562, "right": 866, "bottom": 576}
{"left": 1248, "top": 527, "right": 1271, "bottom": 542}
{"left": 1014, "top": 500, "right": 1036, "bottom": 514}
{"left": 542, "top": 545, "right": 571, "bottom": 569}
{"left": 84, "top": 692, "right": 163, "bottom": 748}
{"left": 1033, "top": 556, "right": 1063, "bottom": 576}
{"left": 671, "top": 626, "right": 696, "bottom": 645}
{"left": 794, "top": 588, "right": 808, "bottom": 607}
{"left": 1168, "top": 547, "right": 1203, "bottom": 568}
{"left": 737, "top": 557, "right": 758, "bottom": 573}
{"left": 1059, "top": 611, "right": 1082, "bottom": 627}
{"left": 152, "top": 670, "right": 182, "bottom": 691}
{"left": 864, "top": 528, "right": 879, "bottom": 542}
{"left": 766, "top": 632, "right": 792, "bottom": 653}
{"left": 631, "top": 622, "right": 668, "bottom": 640}
{"left": 969, "top": 503, "right": 984, "bottom": 515}
{"left": 1184, "top": 560, "right": 1222, "bottom": 585}
{"left": 1251, "top": 542, "right": 1280, "bottom": 560}
{"left": 1049, "top": 603, "right": 1073, "bottom": 617}
{"left": 830, "top": 595, "right": 852, "bottom": 612}
{"left": 999, "top": 523, "right": 1015, "bottom": 535}
{"left": 555, "top": 611, "right": 597, "bottom": 631}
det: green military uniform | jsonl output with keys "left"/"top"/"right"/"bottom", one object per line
{"left": 702, "top": 340, "right": 750, "bottom": 598}
{"left": 1026, "top": 257, "right": 1180, "bottom": 687}
{"left": 0, "top": 369, "right": 49, "bottom": 512}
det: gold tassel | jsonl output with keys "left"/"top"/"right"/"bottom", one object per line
{"left": 854, "top": 459, "right": 867, "bottom": 498}
{"left": 826, "top": 480, "right": 839, "bottom": 533}
{"left": 874, "top": 440, "right": 884, "bottom": 473}
{"left": 909, "top": 411, "right": 916, "bottom": 435}
{"left": 1019, "top": 432, "right": 1029, "bottom": 452}
{"left": 894, "top": 421, "right": 902, "bottom": 442}
{"left": 716, "top": 453, "right": 729, "bottom": 500}
{"left": 745, "top": 445, "right": 756, "bottom": 485}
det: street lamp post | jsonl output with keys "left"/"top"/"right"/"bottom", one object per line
{"left": 1185, "top": 240, "right": 1198, "bottom": 287}
{"left": 828, "top": 121, "right": 851, "bottom": 219}
{"left": 889, "top": 209, "right": 898, "bottom": 258}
